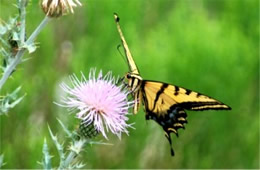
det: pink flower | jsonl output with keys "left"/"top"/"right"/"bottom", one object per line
{"left": 60, "top": 69, "right": 133, "bottom": 139}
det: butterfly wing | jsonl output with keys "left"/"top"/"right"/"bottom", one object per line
{"left": 140, "top": 80, "right": 231, "bottom": 156}
{"left": 142, "top": 80, "right": 231, "bottom": 112}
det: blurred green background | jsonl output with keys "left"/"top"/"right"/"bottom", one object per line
{"left": 0, "top": 0, "right": 259, "bottom": 168}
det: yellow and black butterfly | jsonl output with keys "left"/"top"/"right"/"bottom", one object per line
{"left": 114, "top": 13, "right": 231, "bottom": 156}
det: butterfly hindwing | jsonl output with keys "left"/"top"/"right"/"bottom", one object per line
{"left": 144, "top": 104, "right": 188, "bottom": 156}
{"left": 141, "top": 80, "right": 230, "bottom": 155}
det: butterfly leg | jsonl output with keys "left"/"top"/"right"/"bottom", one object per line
{"left": 116, "top": 76, "right": 130, "bottom": 91}
{"left": 116, "top": 76, "right": 125, "bottom": 86}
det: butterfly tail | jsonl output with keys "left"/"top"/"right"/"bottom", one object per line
{"left": 165, "top": 131, "right": 175, "bottom": 156}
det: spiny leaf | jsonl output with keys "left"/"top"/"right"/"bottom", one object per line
{"left": 69, "top": 139, "right": 87, "bottom": 155}
{"left": 0, "top": 26, "right": 8, "bottom": 35}
{"left": 12, "top": 31, "right": 19, "bottom": 41}
{"left": 0, "top": 17, "right": 17, "bottom": 36}
{"left": 23, "top": 42, "right": 37, "bottom": 53}
{"left": 48, "top": 125, "right": 65, "bottom": 168}
{"left": 0, "top": 86, "right": 25, "bottom": 115}
{"left": 0, "top": 154, "right": 6, "bottom": 168}
{"left": 69, "top": 162, "right": 85, "bottom": 169}
{"left": 0, "top": 48, "right": 9, "bottom": 58}
{"left": 41, "top": 138, "right": 52, "bottom": 170}
{"left": 88, "top": 140, "right": 113, "bottom": 146}
{"left": 57, "top": 119, "right": 74, "bottom": 140}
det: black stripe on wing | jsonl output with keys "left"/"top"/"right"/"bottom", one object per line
{"left": 176, "top": 101, "right": 232, "bottom": 111}
{"left": 153, "top": 84, "right": 169, "bottom": 110}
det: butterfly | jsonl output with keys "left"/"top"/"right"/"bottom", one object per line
{"left": 113, "top": 13, "right": 231, "bottom": 156}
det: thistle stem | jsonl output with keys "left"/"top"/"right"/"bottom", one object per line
{"left": 62, "top": 151, "right": 76, "bottom": 169}
{"left": 0, "top": 16, "right": 50, "bottom": 90}
{"left": 26, "top": 16, "right": 50, "bottom": 45}
{"left": 20, "top": 0, "right": 27, "bottom": 43}
{"left": 60, "top": 139, "right": 87, "bottom": 169}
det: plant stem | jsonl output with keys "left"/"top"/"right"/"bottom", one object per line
{"left": 62, "top": 151, "right": 76, "bottom": 169}
{"left": 0, "top": 16, "right": 50, "bottom": 90}
{"left": 20, "top": 0, "right": 27, "bottom": 43}
{"left": 26, "top": 16, "right": 50, "bottom": 45}
{"left": 60, "top": 139, "right": 87, "bottom": 169}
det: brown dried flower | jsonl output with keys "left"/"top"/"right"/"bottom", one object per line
{"left": 41, "top": 0, "right": 82, "bottom": 17}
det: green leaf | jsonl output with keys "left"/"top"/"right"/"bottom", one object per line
{"left": 12, "top": 31, "right": 20, "bottom": 41}
{"left": 48, "top": 125, "right": 65, "bottom": 169}
{"left": 57, "top": 119, "right": 78, "bottom": 142}
{"left": 0, "top": 154, "right": 6, "bottom": 168}
{"left": 0, "top": 26, "right": 7, "bottom": 35}
{"left": 69, "top": 139, "right": 87, "bottom": 155}
{"left": 0, "top": 86, "right": 25, "bottom": 115}
{"left": 41, "top": 139, "right": 52, "bottom": 170}
{"left": 24, "top": 42, "right": 37, "bottom": 53}
{"left": 69, "top": 162, "right": 85, "bottom": 169}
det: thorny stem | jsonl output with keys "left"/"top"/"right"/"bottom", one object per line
{"left": 19, "top": 0, "right": 27, "bottom": 43}
{"left": 25, "top": 16, "right": 50, "bottom": 45}
{"left": 60, "top": 139, "right": 87, "bottom": 169}
{"left": 0, "top": 16, "right": 50, "bottom": 90}
{"left": 62, "top": 151, "right": 76, "bottom": 169}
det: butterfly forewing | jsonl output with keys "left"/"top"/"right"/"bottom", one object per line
{"left": 143, "top": 81, "right": 231, "bottom": 111}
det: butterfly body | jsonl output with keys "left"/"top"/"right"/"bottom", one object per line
{"left": 114, "top": 13, "right": 231, "bottom": 156}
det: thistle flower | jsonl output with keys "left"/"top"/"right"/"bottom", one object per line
{"left": 41, "top": 0, "right": 82, "bottom": 17}
{"left": 59, "top": 69, "right": 133, "bottom": 139}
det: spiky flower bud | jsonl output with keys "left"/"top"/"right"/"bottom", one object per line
{"left": 79, "top": 122, "right": 99, "bottom": 139}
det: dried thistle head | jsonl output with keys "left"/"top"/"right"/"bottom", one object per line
{"left": 41, "top": 0, "right": 82, "bottom": 18}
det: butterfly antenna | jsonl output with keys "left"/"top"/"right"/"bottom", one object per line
{"left": 117, "top": 44, "right": 128, "bottom": 65}
{"left": 116, "top": 45, "right": 128, "bottom": 87}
